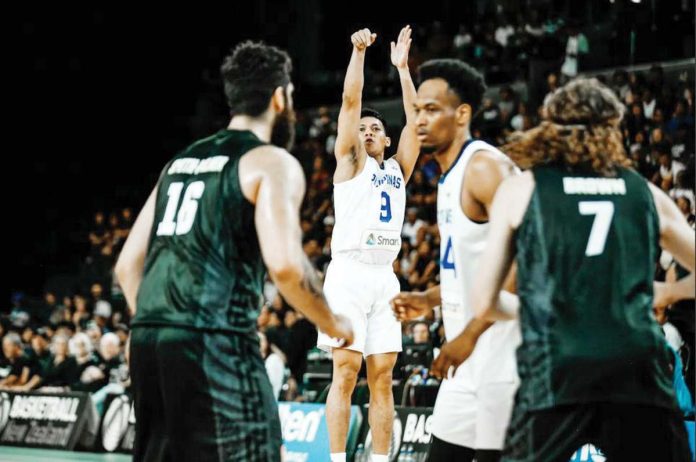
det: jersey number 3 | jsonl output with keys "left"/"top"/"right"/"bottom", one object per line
{"left": 156, "top": 181, "right": 206, "bottom": 236}
{"left": 579, "top": 201, "right": 614, "bottom": 257}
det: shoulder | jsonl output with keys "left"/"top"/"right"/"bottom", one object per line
{"left": 497, "top": 171, "right": 535, "bottom": 228}
{"left": 467, "top": 148, "right": 515, "bottom": 177}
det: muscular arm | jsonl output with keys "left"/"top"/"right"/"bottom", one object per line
{"left": 245, "top": 147, "right": 348, "bottom": 339}
{"left": 391, "top": 26, "right": 420, "bottom": 182}
{"left": 115, "top": 187, "right": 157, "bottom": 317}
{"left": 474, "top": 173, "right": 535, "bottom": 321}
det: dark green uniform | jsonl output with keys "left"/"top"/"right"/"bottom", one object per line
{"left": 503, "top": 165, "right": 690, "bottom": 462}
{"left": 130, "top": 129, "right": 282, "bottom": 462}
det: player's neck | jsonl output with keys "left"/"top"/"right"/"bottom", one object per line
{"left": 366, "top": 149, "right": 385, "bottom": 166}
{"left": 227, "top": 116, "right": 272, "bottom": 143}
{"left": 435, "top": 129, "right": 471, "bottom": 173}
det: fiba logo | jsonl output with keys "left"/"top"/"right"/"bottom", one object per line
{"left": 363, "top": 410, "right": 402, "bottom": 461}
{"left": 101, "top": 395, "right": 131, "bottom": 452}
{"left": 0, "top": 392, "right": 11, "bottom": 434}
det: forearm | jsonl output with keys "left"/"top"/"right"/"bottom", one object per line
{"left": 398, "top": 67, "right": 417, "bottom": 124}
{"left": 343, "top": 48, "right": 366, "bottom": 102}
{"left": 272, "top": 257, "right": 337, "bottom": 335}
{"left": 423, "top": 285, "right": 441, "bottom": 309}
{"left": 662, "top": 272, "right": 695, "bottom": 305}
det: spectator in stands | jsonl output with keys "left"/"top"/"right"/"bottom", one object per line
{"left": 67, "top": 332, "right": 99, "bottom": 389}
{"left": 77, "top": 332, "right": 123, "bottom": 393}
{"left": 560, "top": 21, "right": 589, "bottom": 80}
{"left": 642, "top": 88, "right": 658, "bottom": 120}
{"left": 40, "top": 334, "right": 79, "bottom": 389}
{"left": 72, "top": 295, "right": 90, "bottom": 330}
{"left": 259, "top": 331, "right": 286, "bottom": 400}
{"left": 29, "top": 329, "right": 53, "bottom": 378}
{"left": 408, "top": 241, "right": 438, "bottom": 291}
{"left": 653, "top": 150, "right": 686, "bottom": 192}
{"left": 284, "top": 310, "right": 317, "bottom": 386}
{"left": 8, "top": 292, "right": 30, "bottom": 330}
{"left": 85, "top": 321, "right": 103, "bottom": 353}
{"left": 0, "top": 332, "right": 37, "bottom": 390}
{"left": 88, "top": 211, "right": 109, "bottom": 252}
{"left": 402, "top": 208, "right": 426, "bottom": 246}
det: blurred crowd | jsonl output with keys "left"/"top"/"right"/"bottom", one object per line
{"left": 3, "top": 59, "right": 694, "bottom": 410}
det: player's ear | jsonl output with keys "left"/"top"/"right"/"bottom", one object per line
{"left": 270, "top": 86, "right": 286, "bottom": 114}
{"left": 456, "top": 103, "right": 472, "bottom": 127}
{"left": 385, "top": 136, "right": 392, "bottom": 148}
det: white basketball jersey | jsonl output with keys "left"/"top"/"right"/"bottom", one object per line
{"left": 331, "top": 156, "right": 406, "bottom": 266}
{"left": 437, "top": 139, "right": 520, "bottom": 383}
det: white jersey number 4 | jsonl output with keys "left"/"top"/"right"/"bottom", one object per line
{"left": 578, "top": 201, "right": 614, "bottom": 257}
{"left": 156, "top": 181, "right": 206, "bottom": 236}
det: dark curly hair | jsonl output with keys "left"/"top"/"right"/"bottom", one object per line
{"left": 361, "top": 107, "right": 388, "bottom": 132}
{"left": 504, "top": 77, "right": 630, "bottom": 176}
{"left": 220, "top": 41, "right": 292, "bottom": 117}
{"left": 417, "top": 59, "right": 487, "bottom": 114}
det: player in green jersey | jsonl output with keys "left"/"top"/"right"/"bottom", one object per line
{"left": 115, "top": 41, "right": 353, "bottom": 462}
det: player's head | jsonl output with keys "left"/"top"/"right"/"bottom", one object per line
{"left": 359, "top": 108, "right": 390, "bottom": 158}
{"left": 415, "top": 59, "right": 486, "bottom": 154}
{"left": 221, "top": 41, "right": 296, "bottom": 150}
{"left": 504, "top": 77, "right": 629, "bottom": 175}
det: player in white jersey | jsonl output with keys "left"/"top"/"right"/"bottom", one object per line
{"left": 391, "top": 59, "right": 520, "bottom": 462}
{"left": 317, "top": 26, "right": 420, "bottom": 462}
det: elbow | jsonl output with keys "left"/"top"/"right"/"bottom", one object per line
{"left": 114, "top": 255, "right": 132, "bottom": 283}
{"left": 268, "top": 260, "right": 302, "bottom": 285}
{"left": 341, "top": 92, "right": 359, "bottom": 107}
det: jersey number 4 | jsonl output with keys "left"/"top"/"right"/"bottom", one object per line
{"left": 156, "top": 181, "right": 206, "bottom": 236}
{"left": 578, "top": 201, "right": 614, "bottom": 257}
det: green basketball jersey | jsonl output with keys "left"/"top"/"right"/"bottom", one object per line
{"left": 514, "top": 164, "right": 676, "bottom": 411}
{"left": 132, "top": 129, "right": 267, "bottom": 339}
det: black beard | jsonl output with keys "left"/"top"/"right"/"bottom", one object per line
{"left": 270, "top": 107, "right": 296, "bottom": 151}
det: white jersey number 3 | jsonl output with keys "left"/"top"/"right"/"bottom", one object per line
{"left": 156, "top": 181, "right": 206, "bottom": 236}
{"left": 578, "top": 201, "right": 614, "bottom": 257}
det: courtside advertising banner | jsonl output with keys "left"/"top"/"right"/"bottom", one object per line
{"left": 0, "top": 391, "right": 93, "bottom": 450}
{"left": 278, "top": 402, "right": 362, "bottom": 462}
{"left": 99, "top": 393, "right": 135, "bottom": 453}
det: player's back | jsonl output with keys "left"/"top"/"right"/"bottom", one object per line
{"left": 133, "top": 129, "right": 267, "bottom": 339}
{"left": 515, "top": 164, "right": 676, "bottom": 411}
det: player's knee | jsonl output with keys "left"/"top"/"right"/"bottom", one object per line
{"left": 368, "top": 368, "right": 393, "bottom": 393}
{"left": 332, "top": 364, "right": 359, "bottom": 394}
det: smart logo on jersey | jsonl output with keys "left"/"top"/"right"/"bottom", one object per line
{"left": 366, "top": 234, "right": 376, "bottom": 246}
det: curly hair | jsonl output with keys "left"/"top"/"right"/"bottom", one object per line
{"left": 503, "top": 77, "right": 631, "bottom": 175}
{"left": 220, "top": 41, "right": 292, "bottom": 117}
{"left": 418, "top": 59, "right": 487, "bottom": 114}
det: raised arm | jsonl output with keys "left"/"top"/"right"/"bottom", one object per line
{"left": 391, "top": 25, "right": 420, "bottom": 182}
{"left": 333, "top": 28, "right": 376, "bottom": 160}
{"left": 243, "top": 146, "right": 353, "bottom": 344}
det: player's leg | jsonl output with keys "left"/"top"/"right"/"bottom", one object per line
{"left": 129, "top": 326, "right": 168, "bottom": 462}
{"left": 326, "top": 348, "right": 363, "bottom": 457}
{"left": 474, "top": 381, "right": 518, "bottom": 462}
{"left": 157, "top": 328, "right": 282, "bottom": 462}
{"left": 427, "top": 373, "right": 477, "bottom": 462}
{"left": 501, "top": 404, "right": 593, "bottom": 462}
{"left": 428, "top": 435, "right": 475, "bottom": 461}
{"left": 365, "top": 352, "right": 398, "bottom": 457}
{"left": 597, "top": 403, "right": 691, "bottom": 462}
